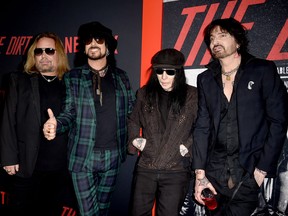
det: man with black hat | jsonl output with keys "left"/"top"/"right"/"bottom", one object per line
{"left": 127, "top": 48, "right": 198, "bottom": 216}
{"left": 43, "top": 21, "right": 136, "bottom": 216}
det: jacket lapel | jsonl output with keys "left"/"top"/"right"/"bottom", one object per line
{"left": 81, "top": 68, "right": 96, "bottom": 118}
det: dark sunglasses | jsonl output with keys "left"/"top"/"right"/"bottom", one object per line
{"left": 154, "top": 68, "right": 177, "bottom": 76}
{"left": 34, "top": 48, "right": 56, "bottom": 56}
{"left": 84, "top": 37, "right": 105, "bottom": 45}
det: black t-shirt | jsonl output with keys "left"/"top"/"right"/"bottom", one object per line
{"left": 36, "top": 75, "right": 68, "bottom": 171}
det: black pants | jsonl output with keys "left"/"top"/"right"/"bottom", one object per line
{"left": 130, "top": 168, "right": 191, "bottom": 216}
{"left": 8, "top": 170, "right": 78, "bottom": 216}
{"left": 207, "top": 174, "right": 260, "bottom": 216}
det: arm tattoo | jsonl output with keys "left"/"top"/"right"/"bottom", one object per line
{"left": 197, "top": 176, "right": 209, "bottom": 186}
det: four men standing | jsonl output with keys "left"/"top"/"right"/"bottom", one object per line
{"left": 0, "top": 17, "right": 287, "bottom": 216}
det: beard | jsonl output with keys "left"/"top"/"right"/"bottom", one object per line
{"left": 87, "top": 47, "right": 107, "bottom": 60}
{"left": 36, "top": 63, "right": 55, "bottom": 73}
{"left": 38, "top": 68, "right": 55, "bottom": 73}
{"left": 87, "top": 53, "right": 106, "bottom": 61}
{"left": 211, "top": 45, "right": 238, "bottom": 59}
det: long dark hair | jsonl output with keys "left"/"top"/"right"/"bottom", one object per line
{"left": 144, "top": 66, "right": 187, "bottom": 114}
{"left": 203, "top": 17, "right": 249, "bottom": 55}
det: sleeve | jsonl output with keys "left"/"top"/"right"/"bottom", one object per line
{"left": 256, "top": 60, "right": 288, "bottom": 176}
{"left": 56, "top": 72, "right": 76, "bottom": 134}
{"left": 0, "top": 73, "right": 19, "bottom": 166}
{"left": 123, "top": 71, "right": 136, "bottom": 115}
{"left": 192, "top": 74, "right": 211, "bottom": 170}
{"left": 127, "top": 88, "right": 144, "bottom": 155}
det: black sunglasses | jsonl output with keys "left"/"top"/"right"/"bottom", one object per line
{"left": 154, "top": 68, "right": 177, "bottom": 76}
{"left": 34, "top": 48, "right": 56, "bottom": 56}
{"left": 84, "top": 37, "right": 105, "bottom": 45}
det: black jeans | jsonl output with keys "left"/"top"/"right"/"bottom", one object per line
{"left": 207, "top": 173, "right": 260, "bottom": 216}
{"left": 8, "top": 170, "right": 77, "bottom": 216}
{"left": 130, "top": 167, "right": 191, "bottom": 216}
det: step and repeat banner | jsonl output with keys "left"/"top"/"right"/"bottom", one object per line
{"left": 0, "top": 0, "right": 288, "bottom": 215}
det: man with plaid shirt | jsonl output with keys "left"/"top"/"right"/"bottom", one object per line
{"left": 43, "top": 21, "right": 135, "bottom": 216}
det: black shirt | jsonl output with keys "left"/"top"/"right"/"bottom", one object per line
{"left": 91, "top": 71, "right": 117, "bottom": 149}
{"left": 206, "top": 71, "right": 245, "bottom": 187}
{"left": 36, "top": 75, "right": 68, "bottom": 171}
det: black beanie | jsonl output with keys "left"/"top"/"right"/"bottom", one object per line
{"left": 77, "top": 21, "right": 117, "bottom": 53}
{"left": 151, "top": 48, "right": 185, "bottom": 68}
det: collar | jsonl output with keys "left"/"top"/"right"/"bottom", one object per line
{"left": 205, "top": 52, "right": 255, "bottom": 77}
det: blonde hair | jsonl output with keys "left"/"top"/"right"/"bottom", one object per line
{"left": 24, "top": 32, "right": 70, "bottom": 80}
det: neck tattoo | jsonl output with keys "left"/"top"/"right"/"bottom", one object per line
{"left": 40, "top": 73, "right": 57, "bottom": 82}
{"left": 221, "top": 64, "right": 240, "bottom": 81}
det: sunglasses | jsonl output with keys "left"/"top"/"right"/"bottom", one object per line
{"left": 154, "top": 68, "right": 177, "bottom": 76}
{"left": 34, "top": 48, "right": 56, "bottom": 56}
{"left": 84, "top": 37, "right": 105, "bottom": 45}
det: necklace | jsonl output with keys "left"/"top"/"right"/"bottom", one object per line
{"left": 221, "top": 65, "right": 240, "bottom": 81}
{"left": 89, "top": 65, "right": 109, "bottom": 77}
{"left": 89, "top": 65, "right": 109, "bottom": 106}
{"left": 99, "top": 66, "right": 108, "bottom": 77}
{"left": 40, "top": 73, "right": 57, "bottom": 82}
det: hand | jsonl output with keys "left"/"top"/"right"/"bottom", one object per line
{"left": 194, "top": 169, "right": 217, "bottom": 205}
{"left": 43, "top": 108, "right": 57, "bottom": 140}
{"left": 3, "top": 164, "right": 19, "bottom": 175}
{"left": 254, "top": 168, "right": 266, "bottom": 186}
{"left": 180, "top": 144, "right": 188, "bottom": 156}
{"left": 132, "top": 138, "right": 146, "bottom": 151}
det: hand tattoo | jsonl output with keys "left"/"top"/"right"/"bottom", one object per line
{"left": 197, "top": 176, "right": 209, "bottom": 187}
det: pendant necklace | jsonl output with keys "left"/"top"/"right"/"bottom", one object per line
{"left": 40, "top": 73, "right": 57, "bottom": 82}
{"left": 89, "top": 64, "right": 109, "bottom": 106}
{"left": 221, "top": 65, "right": 240, "bottom": 81}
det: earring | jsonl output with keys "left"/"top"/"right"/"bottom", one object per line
{"left": 106, "top": 49, "right": 110, "bottom": 57}
{"left": 237, "top": 46, "right": 240, "bottom": 52}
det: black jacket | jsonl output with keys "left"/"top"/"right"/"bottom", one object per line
{"left": 128, "top": 85, "right": 198, "bottom": 171}
{"left": 192, "top": 53, "right": 288, "bottom": 177}
{"left": 0, "top": 72, "right": 67, "bottom": 177}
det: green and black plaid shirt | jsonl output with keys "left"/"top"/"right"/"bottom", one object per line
{"left": 56, "top": 64, "right": 136, "bottom": 172}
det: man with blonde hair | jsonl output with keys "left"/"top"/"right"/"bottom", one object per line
{"left": 0, "top": 32, "right": 77, "bottom": 215}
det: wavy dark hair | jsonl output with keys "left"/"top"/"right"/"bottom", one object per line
{"left": 144, "top": 66, "right": 187, "bottom": 114}
{"left": 203, "top": 17, "right": 249, "bottom": 55}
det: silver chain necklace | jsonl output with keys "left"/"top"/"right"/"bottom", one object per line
{"left": 40, "top": 73, "right": 57, "bottom": 82}
{"left": 221, "top": 65, "right": 240, "bottom": 81}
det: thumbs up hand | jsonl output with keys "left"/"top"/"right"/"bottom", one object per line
{"left": 43, "top": 108, "right": 57, "bottom": 140}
